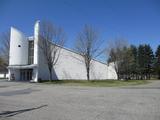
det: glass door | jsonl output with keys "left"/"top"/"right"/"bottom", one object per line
{"left": 20, "top": 69, "right": 33, "bottom": 81}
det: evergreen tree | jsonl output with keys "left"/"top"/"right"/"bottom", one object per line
{"left": 108, "top": 43, "right": 155, "bottom": 80}
{"left": 123, "top": 47, "right": 134, "bottom": 79}
{"left": 137, "top": 44, "right": 154, "bottom": 79}
{"left": 137, "top": 45, "right": 145, "bottom": 79}
{"left": 155, "top": 45, "right": 160, "bottom": 79}
{"left": 143, "top": 44, "right": 154, "bottom": 79}
{"left": 130, "top": 45, "right": 138, "bottom": 79}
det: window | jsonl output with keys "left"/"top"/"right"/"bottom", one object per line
{"left": 28, "top": 41, "right": 34, "bottom": 64}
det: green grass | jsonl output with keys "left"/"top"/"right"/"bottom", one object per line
{"left": 40, "top": 80, "right": 150, "bottom": 87}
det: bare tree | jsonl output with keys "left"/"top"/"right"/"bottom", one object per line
{"left": 39, "top": 21, "right": 65, "bottom": 81}
{"left": 0, "top": 31, "right": 10, "bottom": 65}
{"left": 75, "top": 25, "right": 103, "bottom": 80}
{"left": 107, "top": 38, "right": 128, "bottom": 80}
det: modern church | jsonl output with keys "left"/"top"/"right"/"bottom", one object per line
{"left": 8, "top": 21, "right": 117, "bottom": 82}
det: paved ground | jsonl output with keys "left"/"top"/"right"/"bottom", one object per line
{"left": 0, "top": 80, "right": 160, "bottom": 120}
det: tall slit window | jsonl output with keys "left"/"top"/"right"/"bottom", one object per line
{"left": 28, "top": 41, "right": 34, "bottom": 64}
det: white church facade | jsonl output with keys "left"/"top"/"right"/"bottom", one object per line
{"left": 8, "top": 21, "right": 117, "bottom": 82}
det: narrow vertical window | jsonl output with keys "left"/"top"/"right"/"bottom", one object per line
{"left": 28, "top": 41, "right": 34, "bottom": 64}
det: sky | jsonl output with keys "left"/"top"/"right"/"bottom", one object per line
{"left": 0, "top": 0, "right": 160, "bottom": 61}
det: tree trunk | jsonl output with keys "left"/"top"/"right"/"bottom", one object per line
{"left": 49, "top": 69, "right": 52, "bottom": 82}
{"left": 117, "top": 73, "right": 120, "bottom": 80}
{"left": 87, "top": 67, "right": 90, "bottom": 81}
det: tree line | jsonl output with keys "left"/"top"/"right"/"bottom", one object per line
{"left": 107, "top": 39, "right": 160, "bottom": 80}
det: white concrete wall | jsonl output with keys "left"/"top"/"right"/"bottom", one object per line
{"left": 107, "top": 63, "right": 117, "bottom": 79}
{"left": 90, "top": 60, "right": 108, "bottom": 80}
{"left": 34, "top": 21, "right": 39, "bottom": 65}
{"left": 38, "top": 46, "right": 118, "bottom": 80}
{"left": 33, "top": 21, "right": 40, "bottom": 82}
{"left": 9, "top": 27, "right": 28, "bottom": 65}
{"left": 54, "top": 48, "right": 87, "bottom": 80}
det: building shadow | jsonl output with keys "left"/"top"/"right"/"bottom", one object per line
{"left": 52, "top": 67, "right": 58, "bottom": 80}
{"left": 0, "top": 105, "right": 48, "bottom": 118}
{"left": 0, "top": 88, "right": 40, "bottom": 96}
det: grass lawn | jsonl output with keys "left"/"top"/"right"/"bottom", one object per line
{"left": 40, "top": 80, "right": 150, "bottom": 87}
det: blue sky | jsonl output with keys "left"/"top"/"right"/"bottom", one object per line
{"left": 0, "top": 0, "right": 160, "bottom": 61}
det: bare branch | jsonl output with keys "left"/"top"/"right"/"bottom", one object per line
{"left": 0, "top": 31, "right": 10, "bottom": 65}
{"left": 38, "top": 21, "right": 66, "bottom": 80}
{"left": 75, "top": 25, "right": 103, "bottom": 80}
{"left": 106, "top": 38, "right": 129, "bottom": 79}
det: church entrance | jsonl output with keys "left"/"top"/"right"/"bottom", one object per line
{"left": 20, "top": 69, "right": 33, "bottom": 81}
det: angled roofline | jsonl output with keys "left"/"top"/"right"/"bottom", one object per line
{"left": 47, "top": 40, "right": 108, "bottom": 66}
{"left": 11, "top": 26, "right": 26, "bottom": 37}
{"left": 63, "top": 46, "right": 107, "bottom": 65}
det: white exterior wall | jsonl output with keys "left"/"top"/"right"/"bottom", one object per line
{"left": 107, "top": 63, "right": 118, "bottom": 79}
{"left": 33, "top": 21, "right": 40, "bottom": 82}
{"left": 9, "top": 27, "right": 28, "bottom": 65}
{"left": 38, "top": 46, "right": 117, "bottom": 80}
{"left": 90, "top": 60, "right": 109, "bottom": 79}
{"left": 34, "top": 21, "right": 39, "bottom": 65}
{"left": 54, "top": 48, "right": 87, "bottom": 80}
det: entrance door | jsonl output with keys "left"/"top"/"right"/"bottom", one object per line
{"left": 20, "top": 69, "right": 33, "bottom": 81}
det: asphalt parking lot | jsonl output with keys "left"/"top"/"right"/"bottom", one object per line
{"left": 0, "top": 80, "right": 160, "bottom": 120}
